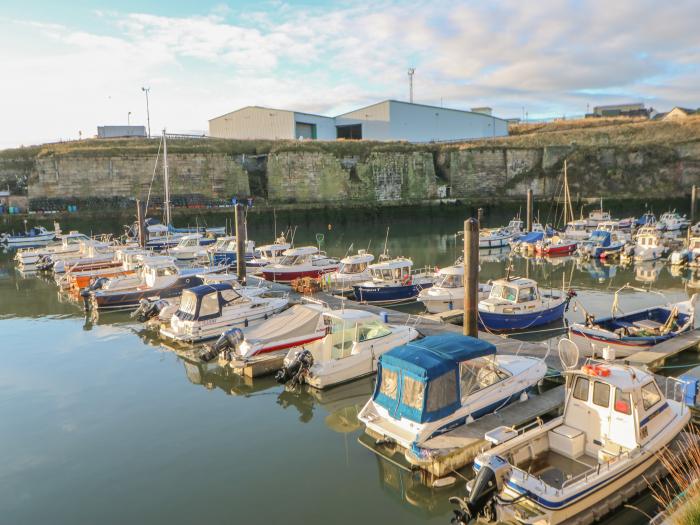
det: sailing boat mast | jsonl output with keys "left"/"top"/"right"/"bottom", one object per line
{"left": 563, "top": 159, "right": 574, "bottom": 225}
{"left": 163, "top": 129, "right": 172, "bottom": 226}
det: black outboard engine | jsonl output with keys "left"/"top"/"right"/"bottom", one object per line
{"left": 131, "top": 298, "right": 168, "bottom": 322}
{"left": 450, "top": 455, "right": 510, "bottom": 523}
{"left": 275, "top": 349, "right": 314, "bottom": 386}
{"left": 197, "top": 328, "right": 244, "bottom": 362}
{"left": 36, "top": 255, "right": 55, "bottom": 272}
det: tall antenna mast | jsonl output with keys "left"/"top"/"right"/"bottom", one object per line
{"left": 163, "top": 129, "right": 171, "bottom": 226}
{"left": 408, "top": 68, "right": 415, "bottom": 103}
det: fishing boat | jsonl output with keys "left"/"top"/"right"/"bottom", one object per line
{"left": 534, "top": 236, "right": 578, "bottom": 256}
{"left": 569, "top": 289, "right": 697, "bottom": 357}
{"left": 352, "top": 257, "right": 434, "bottom": 305}
{"left": 159, "top": 282, "right": 288, "bottom": 343}
{"left": 656, "top": 210, "right": 689, "bottom": 232}
{"left": 324, "top": 250, "right": 374, "bottom": 291}
{"left": 630, "top": 226, "right": 666, "bottom": 261}
{"left": 577, "top": 230, "right": 626, "bottom": 259}
{"left": 511, "top": 231, "right": 546, "bottom": 254}
{"left": 636, "top": 211, "right": 657, "bottom": 227}
{"left": 207, "top": 236, "right": 256, "bottom": 265}
{"left": 670, "top": 236, "right": 700, "bottom": 266}
{"left": 478, "top": 276, "right": 574, "bottom": 331}
{"left": 563, "top": 220, "right": 590, "bottom": 241}
{"left": 451, "top": 361, "right": 690, "bottom": 525}
{"left": 261, "top": 246, "right": 339, "bottom": 282}
{"left": 247, "top": 237, "right": 291, "bottom": 268}
{"left": 1, "top": 225, "right": 56, "bottom": 247}
{"left": 276, "top": 309, "right": 420, "bottom": 389}
{"left": 168, "top": 233, "right": 216, "bottom": 260}
{"left": 417, "top": 264, "right": 491, "bottom": 313}
{"left": 358, "top": 333, "right": 547, "bottom": 449}
{"left": 87, "top": 258, "right": 222, "bottom": 310}
{"left": 585, "top": 199, "right": 612, "bottom": 229}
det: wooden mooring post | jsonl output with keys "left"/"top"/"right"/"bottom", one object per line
{"left": 526, "top": 189, "right": 533, "bottom": 232}
{"left": 235, "top": 203, "right": 246, "bottom": 285}
{"left": 136, "top": 199, "right": 146, "bottom": 248}
{"left": 692, "top": 185, "right": 697, "bottom": 225}
{"left": 463, "top": 218, "right": 479, "bottom": 337}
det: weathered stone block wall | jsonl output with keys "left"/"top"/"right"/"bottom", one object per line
{"left": 266, "top": 151, "right": 437, "bottom": 203}
{"left": 0, "top": 156, "right": 34, "bottom": 195}
{"left": 27, "top": 153, "right": 249, "bottom": 200}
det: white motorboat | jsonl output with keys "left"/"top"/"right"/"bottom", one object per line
{"left": 452, "top": 361, "right": 690, "bottom": 525}
{"left": 169, "top": 233, "right": 215, "bottom": 260}
{"left": 52, "top": 241, "right": 119, "bottom": 273}
{"left": 261, "top": 246, "right": 340, "bottom": 282}
{"left": 418, "top": 264, "right": 491, "bottom": 313}
{"left": 206, "top": 235, "right": 257, "bottom": 266}
{"left": 276, "top": 309, "right": 419, "bottom": 389}
{"left": 352, "top": 257, "right": 434, "bottom": 304}
{"left": 358, "top": 333, "right": 546, "bottom": 449}
{"left": 585, "top": 208, "right": 612, "bottom": 229}
{"left": 563, "top": 219, "right": 590, "bottom": 241}
{"left": 670, "top": 236, "right": 700, "bottom": 266}
{"left": 631, "top": 227, "right": 666, "bottom": 261}
{"left": 159, "top": 282, "right": 288, "bottom": 343}
{"left": 656, "top": 210, "right": 689, "bottom": 232}
{"left": 324, "top": 250, "right": 374, "bottom": 291}
{"left": 247, "top": 237, "right": 291, "bottom": 268}
{"left": 1, "top": 225, "right": 57, "bottom": 247}
{"left": 14, "top": 231, "right": 92, "bottom": 267}
{"left": 597, "top": 220, "right": 631, "bottom": 242}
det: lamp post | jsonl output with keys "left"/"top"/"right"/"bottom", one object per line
{"left": 128, "top": 111, "right": 132, "bottom": 126}
{"left": 141, "top": 87, "right": 151, "bottom": 138}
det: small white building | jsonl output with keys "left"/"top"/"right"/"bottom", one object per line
{"left": 97, "top": 126, "right": 147, "bottom": 138}
{"left": 208, "top": 100, "right": 508, "bottom": 142}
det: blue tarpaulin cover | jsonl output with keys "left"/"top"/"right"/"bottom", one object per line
{"left": 518, "top": 231, "right": 545, "bottom": 243}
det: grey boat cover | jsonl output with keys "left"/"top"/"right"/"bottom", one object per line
{"left": 244, "top": 304, "right": 324, "bottom": 345}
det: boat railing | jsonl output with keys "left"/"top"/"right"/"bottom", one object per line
{"left": 411, "top": 265, "right": 437, "bottom": 278}
{"left": 560, "top": 447, "right": 638, "bottom": 491}
{"left": 404, "top": 314, "right": 423, "bottom": 328}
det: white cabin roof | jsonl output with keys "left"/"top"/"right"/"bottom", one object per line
{"left": 368, "top": 257, "right": 413, "bottom": 270}
{"left": 492, "top": 276, "right": 537, "bottom": 289}
{"left": 178, "top": 233, "right": 203, "bottom": 241}
{"left": 437, "top": 264, "right": 463, "bottom": 276}
{"left": 323, "top": 309, "right": 379, "bottom": 323}
{"left": 283, "top": 246, "right": 318, "bottom": 256}
{"left": 340, "top": 252, "right": 375, "bottom": 264}
{"left": 259, "top": 242, "right": 291, "bottom": 251}
{"left": 570, "top": 363, "right": 654, "bottom": 392}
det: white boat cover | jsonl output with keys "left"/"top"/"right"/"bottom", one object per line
{"left": 244, "top": 304, "right": 323, "bottom": 345}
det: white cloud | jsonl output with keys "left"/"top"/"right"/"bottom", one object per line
{"left": 0, "top": 0, "right": 698, "bottom": 148}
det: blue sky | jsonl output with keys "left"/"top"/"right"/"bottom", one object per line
{"left": 1, "top": 0, "right": 698, "bottom": 148}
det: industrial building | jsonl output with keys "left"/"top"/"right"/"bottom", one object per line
{"left": 588, "top": 103, "right": 649, "bottom": 118}
{"left": 97, "top": 126, "right": 147, "bottom": 139}
{"left": 208, "top": 100, "right": 508, "bottom": 142}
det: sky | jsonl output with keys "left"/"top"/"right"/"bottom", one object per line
{"left": 1, "top": 0, "right": 699, "bottom": 149}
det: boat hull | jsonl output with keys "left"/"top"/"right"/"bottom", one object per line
{"left": 353, "top": 282, "right": 433, "bottom": 304}
{"left": 262, "top": 267, "right": 336, "bottom": 283}
{"left": 91, "top": 276, "right": 204, "bottom": 310}
{"left": 536, "top": 243, "right": 577, "bottom": 256}
{"left": 479, "top": 300, "right": 567, "bottom": 331}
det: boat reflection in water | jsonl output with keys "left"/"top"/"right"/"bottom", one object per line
{"left": 635, "top": 261, "right": 663, "bottom": 284}
{"left": 578, "top": 259, "right": 617, "bottom": 284}
{"left": 180, "top": 357, "right": 279, "bottom": 397}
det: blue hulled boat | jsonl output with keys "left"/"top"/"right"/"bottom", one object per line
{"left": 352, "top": 257, "right": 434, "bottom": 305}
{"left": 478, "top": 276, "right": 574, "bottom": 331}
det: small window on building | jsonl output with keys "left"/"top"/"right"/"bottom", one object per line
{"left": 614, "top": 389, "right": 632, "bottom": 415}
{"left": 641, "top": 382, "right": 662, "bottom": 411}
{"left": 336, "top": 124, "right": 362, "bottom": 140}
{"left": 573, "top": 377, "right": 589, "bottom": 401}
{"left": 593, "top": 382, "right": 610, "bottom": 408}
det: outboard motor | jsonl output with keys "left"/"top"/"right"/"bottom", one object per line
{"left": 197, "top": 328, "right": 244, "bottom": 362}
{"left": 275, "top": 349, "right": 314, "bottom": 386}
{"left": 80, "top": 277, "right": 109, "bottom": 298}
{"left": 131, "top": 298, "right": 168, "bottom": 323}
{"left": 36, "top": 255, "right": 55, "bottom": 272}
{"left": 450, "top": 455, "right": 510, "bottom": 523}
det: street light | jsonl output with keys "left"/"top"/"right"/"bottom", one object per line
{"left": 141, "top": 87, "right": 151, "bottom": 138}
{"left": 128, "top": 111, "right": 132, "bottom": 126}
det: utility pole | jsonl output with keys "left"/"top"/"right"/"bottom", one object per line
{"left": 526, "top": 189, "right": 533, "bottom": 232}
{"left": 463, "top": 218, "right": 479, "bottom": 338}
{"left": 408, "top": 68, "right": 415, "bottom": 103}
{"left": 141, "top": 87, "right": 151, "bottom": 138}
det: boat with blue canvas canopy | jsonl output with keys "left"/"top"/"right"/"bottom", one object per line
{"left": 358, "top": 334, "right": 546, "bottom": 449}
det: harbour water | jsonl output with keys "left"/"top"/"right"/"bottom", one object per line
{"left": 1, "top": 208, "right": 698, "bottom": 524}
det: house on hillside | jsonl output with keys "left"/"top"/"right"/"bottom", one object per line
{"left": 588, "top": 103, "right": 650, "bottom": 118}
{"left": 662, "top": 107, "right": 698, "bottom": 121}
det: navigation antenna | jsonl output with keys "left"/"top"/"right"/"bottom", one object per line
{"left": 408, "top": 68, "right": 415, "bottom": 103}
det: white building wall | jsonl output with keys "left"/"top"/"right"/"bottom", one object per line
{"left": 209, "top": 107, "right": 295, "bottom": 139}
{"left": 292, "top": 112, "right": 336, "bottom": 140}
{"left": 387, "top": 101, "right": 508, "bottom": 142}
{"left": 335, "top": 101, "right": 392, "bottom": 140}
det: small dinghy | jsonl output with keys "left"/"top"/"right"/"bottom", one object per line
{"left": 478, "top": 276, "right": 575, "bottom": 331}
{"left": 451, "top": 361, "right": 691, "bottom": 525}
{"left": 261, "top": 246, "right": 339, "bottom": 282}
{"left": 352, "top": 257, "right": 434, "bottom": 305}
{"left": 276, "top": 309, "right": 419, "bottom": 389}
{"left": 569, "top": 288, "right": 697, "bottom": 357}
{"left": 159, "top": 282, "right": 288, "bottom": 343}
{"left": 534, "top": 235, "right": 578, "bottom": 256}
{"left": 358, "top": 334, "right": 546, "bottom": 449}
{"left": 418, "top": 264, "right": 491, "bottom": 313}
{"left": 1, "top": 226, "right": 56, "bottom": 247}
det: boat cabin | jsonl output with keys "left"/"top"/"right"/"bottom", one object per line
{"left": 258, "top": 243, "right": 290, "bottom": 259}
{"left": 482, "top": 277, "right": 540, "bottom": 306}
{"left": 506, "top": 219, "right": 524, "bottom": 232}
{"left": 588, "top": 210, "right": 612, "bottom": 223}
{"left": 637, "top": 231, "right": 662, "bottom": 247}
{"left": 278, "top": 246, "right": 322, "bottom": 265}
{"left": 174, "top": 234, "right": 204, "bottom": 249}
{"left": 174, "top": 283, "right": 245, "bottom": 321}
{"left": 368, "top": 258, "right": 414, "bottom": 282}
{"left": 143, "top": 260, "right": 181, "bottom": 287}
{"left": 372, "top": 334, "right": 501, "bottom": 424}
{"left": 565, "top": 220, "right": 588, "bottom": 233}
{"left": 434, "top": 265, "right": 463, "bottom": 289}
{"left": 208, "top": 236, "right": 255, "bottom": 253}
{"left": 338, "top": 251, "right": 374, "bottom": 274}
{"left": 310, "top": 310, "right": 394, "bottom": 361}
{"left": 61, "top": 232, "right": 91, "bottom": 247}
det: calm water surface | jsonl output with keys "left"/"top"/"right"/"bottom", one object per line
{"left": 1, "top": 211, "right": 698, "bottom": 525}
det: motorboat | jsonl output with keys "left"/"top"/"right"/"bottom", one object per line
{"left": 597, "top": 221, "right": 631, "bottom": 242}
{"left": 569, "top": 291, "right": 697, "bottom": 358}
{"left": 142, "top": 221, "right": 184, "bottom": 250}
{"left": 629, "top": 227, "right": 666, "bottom": 261}
{"left": 563, "top": 219, "right": 590, "bottom": 241}
{"left": 656, "top": 210, "right": 689, "bottom": 232}
{"left": 247, "top": 237, "right": 291, "bottom": 268}
{"left": 636, "top": 211, "right": 657, "bottom": 227}
{"left": 87, "top": 258, "right": 222, "bottom": 310}
{"left": 276, "top": 309, "right": 420, "bottom": 389}
{"left": 577, "top": 230, "right": 626, "bottom": 259}
{"left": 670, "top": 236, "right": 700, "bottom": 266}
{"left": 324, "top": 250, "right": 374, "bottom": 291}
{"left": 169, "top": 233, "right": 216, "bottom": 260}
{"left": 585, "top": 203, "right": 612, "bottom": 229}
{"left": 478, "top": 277, "right": 574, "bottom": 331}
{"left": 1, "top": 225, "right": 56, "bottom": 247}
{"left": 417, "top": 264, "right": 491, "bottom": 313}
{"left": 534, "top": 235, "right": 578, "bottom": 256}
{"left": 261, "top": 246, "right": 339, "bottom": 282}
{"left": 477, "top": 218, "right": 524, "bottom": 249}
{"left": 159, "top": 282, "right": 288, "bottom": 343}
{"left": 207, "top": 235, "right": 257, "bottom": 266}
{"left": 452, "top": 361, "right": 690, "bottom": 525}
{"left": 51, "top": 241, "right": 119, "bottom": 273}
{"left": 14, "top": 231, "right": 93, "bottom": 267}
{"left": 358, "top": 333, "right": 547, "bottom": 449}
{"left": 511, "top": 231, "right": 546, "bottom": 254}
{"left": 352, "top": 257, "right": 434, "bottom": 305}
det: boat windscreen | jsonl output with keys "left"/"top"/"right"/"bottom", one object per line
{"left": 435, "top": 273, "right": 462, "bottom": 288}
{"left": 489, "top": 284, "right": 518, "bottom": 302}
{"left": 179, "top": 291, "right": 198, "bottom": 316}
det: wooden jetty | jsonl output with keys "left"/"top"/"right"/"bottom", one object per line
{"left": 622, "top": 330, "right": 700, "bottom": 369}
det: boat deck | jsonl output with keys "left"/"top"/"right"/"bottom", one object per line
{"left": 519, "top": 450, "right": 596, "bottom": 490}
